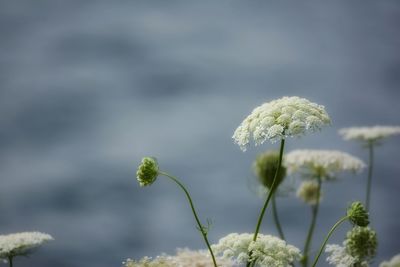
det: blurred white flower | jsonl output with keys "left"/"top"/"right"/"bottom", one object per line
{"left": 325, "top": 244, "right": 361, "bottom": 267}
{"left": 123, "top": 256, "right": 175, "bottom": 267}
{"left": 173, "top": 248, "right": 234, "bottom": 267}
{"left": 233, "top": 96, "right": 330, "bottom": 151}
{"left": 296, "top": 180, "right": 323, "bottom": 205}
{"left": 379, "top": 254, "right": 400, "bottom": 267}
{"left": 0, "top": 232, "right": 53, "bottom": 259}
{"left": 339, "top": 126, "right": 400, "bottom": 143}
{"left": 212, "top": 233, "right": 301, "bottom": 266}
{"left": 284, "top": 150, "right": 365, "bottom": 179}
{"left": 123, "top": 249, "right": 234, "bottom": 267}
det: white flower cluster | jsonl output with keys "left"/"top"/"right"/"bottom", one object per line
{"left": 380, "top": 254, "right": 400, "bottom": 267}
{"left": 284, "top": 150, "right": 365, "bottom": 179}
{"left": 339, "top": 126, "right": 400, "bottom": 143}
{"left": 123, "top": 249, "right": 235, "bottom": 267}
{"left": 296, "top": 180, "right": 323, "bottom": 205}
{"left": 124, "top": 256, "right": 175, "bottom": 267}
{"left": 173, "top": 248, "right": 234, "bottom": 267}
{"left": 325, "top": 244, "right": 362, "bottom": 267}
{"left": 0, "top": 232, "right": 53, "bottom": 259}
{"left": 212, "top": 233, "right": 301, "bottom": 267}
{"left": 233, "top": 96, "right": 330, "bottom": 150}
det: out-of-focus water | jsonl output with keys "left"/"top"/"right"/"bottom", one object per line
{"left": 0, "top": 1, "right": 399, "bottom": 266}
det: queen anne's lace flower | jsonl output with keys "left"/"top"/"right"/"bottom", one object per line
{"left": 345, "top": 227, "right": 377, "bottom": 263}
{"left": 123, "top": 256, "right": 175, "bottom": 267}
{"left": 233, "top": 96, "right": 330, "bottom": 150}
{"left": 0, "top": 232, "right": 53, "bottom": 259}
{"left": 123, "top": 249, "right": 234, "bottom": 267}
{"left": 379, "top": 254, "right": 400, "bottom": 267}
{"left": 284, "top": 150, "right": 365, "bottom": 179}
{"left": 325, "top": 244, "right": 359, "bottom": 267}
{"left": 296, "top": 180, "right": 322, "bottom": 205}
{"left": 339, "top": 126, "right": 400, "bottom": 143}
{"left": 212, "top": 233, "right": 301, "bottom": 267}
{"left": 173, "top": 248, "right": 234, "bottom": 267}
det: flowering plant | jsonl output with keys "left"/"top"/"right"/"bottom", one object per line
{"left": 129, "top": 96, "right": 398, "bottom": 267}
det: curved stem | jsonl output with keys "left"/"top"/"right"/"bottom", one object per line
{"left": 366, "top": 142, "right": 374, "bottom": 212}
{"left": 301, "top": 176, "right": 322, "bottom": 267}
{"left": 8, "top": 256, "right": 13, "bottom": 267}
{"left": 311, "top": 216, "right": 349, "bottom": 267}
{"left": 158, "top": 171, "right": 218, "bottom": 267}
{"left": 246, "top": 138, "right": 286, "bottom": 267}
{"left": 272, "top": 194, "right": 285, "bottom": 240}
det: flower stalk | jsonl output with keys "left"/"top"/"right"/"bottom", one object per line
{"left": 136, "top": 158, "right": 218, "bottom": 267}
{"left": 366, "top": 141, "right": 374, "bottom": 212}
{"left": 157, "top": 171, "right": 218, "bottom": 267}
{"left": 301, "top": 175, "right": 322, "bottom": 267}
{"left": 271, "top": 194, "right": 285, "bottom": 240}
{"left": 246, "top": 138, "right": 285, "bottom": 267}
{"left": 312, "top": 201, "right": 369, "bottom": 267}
{"left": 311, "top": 215, "right": 349, "bottom": 267}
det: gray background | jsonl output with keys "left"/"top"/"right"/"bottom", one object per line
{"left": 0, "top": 1, "right": 399, "bottom": 266}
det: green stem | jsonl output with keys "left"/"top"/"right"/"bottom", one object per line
{"left": 8, "top": 256, "right": 13, "bottom": 267}
{"left": 158, "top": 171, "right": 218, "bottom": 267}
{"left": 366, "top": 142, "right": 374, "bottom": 212}
{"left": 311, "top": 216, "right": 349, "bottom": 267}
{"left": 301, "top": 176, "right": 322, "bottom": 267}
{"left": 246, "top": 138, "right": 286, "bottom": 267}
{"left": 272, "top": 194, "right": 285, "bottom": 240}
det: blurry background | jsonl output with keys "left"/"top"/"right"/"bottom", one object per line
{"left": 0, "top": 1, "right": 399, "bottom": 266}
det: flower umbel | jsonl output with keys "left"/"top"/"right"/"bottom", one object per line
{"left": 284, "top": 150, "right": 365, "bottom": 179}
{"left": 325, "top": 244, "right": 358, "bottom": 267}
{"left": 296, "top": 180, "right": 323, "bottom": 205}
{"left": 339, "top": 126, "right": 400, "bottom": 143}
{"left": 212, "top": 233, "right": 301, "bottom": 266}
{"left": 0, "top": 232, "right": 53, "bottom": 260}
{"left": 123, "top": 256, "right": 175, "bottom": 267}
{"left": 253, "top": 150, "right": 287, "bottom": 189}
{"left": 380, "top": 254, "right": 400, "bottom": 267}
{"left": 345, "top": 226, "right": 377, "bottom": 263}
{"left": 123, "top": 249, "right": 234, "bottom": 267}
{"left": 136, "top": 157, "right": 159, "bottom": 187}
{"left": 173, "top": 248, "right": 234, "bottom": 267}
{"left": 233, "top": 96, "right": 330, "bottom": 150}
{"left": 347, "top": 202, "right": 370, "bottom": 227}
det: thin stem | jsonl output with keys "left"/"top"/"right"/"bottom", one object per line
{"left": 301, "top": 176, "right": 322, "bottom": 267}
{"left": 158, "top": 171, "right": 218, "bottom": 267}
{"left": 252, "top": 139, "right": 285, "bottom": 241}
{"left": 366, "top": 142, "right": 374, "bottom": 212}
{"left": 311, "top": 216, "right": 349, "bottom": 267}
{"left": 8, "top": 256, "right": 13, "bottom": 267}
{"left": 246, "top": 138, "right": 286, "bottom": 267}
{"left": 272, "top": 194, "right": 285, "bottom": 240}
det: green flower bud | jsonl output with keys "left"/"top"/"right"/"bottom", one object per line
{"left": 347, "top": 202, "right": 369, "bottom": 227}
{"left": 136, "top": 157, "right": 159, "bottom": 187}
{"left": 345, "top": 226, "right": 377, "bottom": 263}
{"left": 253, "top": 151, "right": 286, "bottom": 189}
